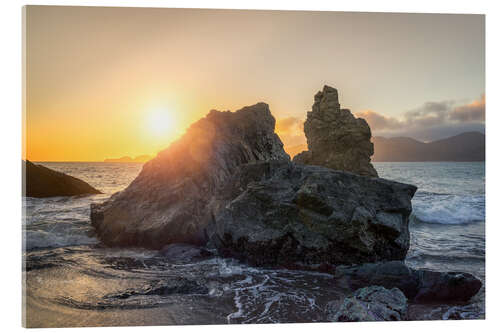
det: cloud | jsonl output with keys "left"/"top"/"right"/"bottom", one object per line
{"left": 355, "top": 95, "right": 485, "bottom": 141}
{"left": 276, "top": 116, "right": 303, "bottom": 133}
{"left": 388, "top": 123, "right": 485, "bottom": 143}
{"left": 449, "top": 94, "right": 485, "bottom": 122}
{"left": 275, "top": 117, "right": 307, "bottom": 151}
{"left": 402, "top": 101, "right": 452, "bottom": 128}
{"left": 276, "top": 95, "right": 485, "bottom": 151}
{"left": 355, "top": 110, "right": 402, "bottom": 131}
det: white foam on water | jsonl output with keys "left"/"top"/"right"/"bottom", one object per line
{"left": 227, "top": 292, "right": 245, "bottom": 323}
{"left": 413, "top": 194, "right": 484, "bottom": 225}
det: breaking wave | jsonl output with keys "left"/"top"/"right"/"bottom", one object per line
{"left": 412, "top": 192, "right": 484, "bottom": 225}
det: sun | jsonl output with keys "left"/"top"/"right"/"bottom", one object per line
{"left": 147, "top": 109, "right": 176, "bottom": 138}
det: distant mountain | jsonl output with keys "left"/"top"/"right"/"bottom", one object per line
{"left": 372, "top": 132, "right": 485, "bottom": 162}
{"left": 104, "top": 155, "right": 152, "bottom": 163}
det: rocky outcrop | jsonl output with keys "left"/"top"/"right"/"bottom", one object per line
{"left": 24, "top": 160, "right": 101, "bottom": 198}
{"left": 334, "top": 261, "right": 482, "bottom": 303}
{"left": 209, "top": 160, "right": 416, "bottom": 267}
{"left": 331, "top": 286, "right": 408, "bottom": 322}
{"left": 293, "top": 86, "right": 378, "bottom": 177}
{"left": 90, "top": 103, "right": 289, "bottom": 248}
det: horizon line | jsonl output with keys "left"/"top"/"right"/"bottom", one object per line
{"left": 26, "top": 160, "right": 148, "bottom": 163}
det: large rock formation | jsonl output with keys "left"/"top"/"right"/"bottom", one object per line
{"left": 90, "top": 103, "right": 289, "bottom": 248}
{"left": 331, "top": 286, "right": 408, "bottom": 322}
{"left": 209, "top": 160, "right": 416, "bottom": 267}
{"left": 293, "top": 86, "right": 378, "bottom": 177}
{"left": 334, "top": 261, "right": 483, "bottom": 303}
{"left": 24, "top": 160, "right": 101, "bottom": 198}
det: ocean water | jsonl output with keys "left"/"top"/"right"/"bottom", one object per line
{"left": 375, "top": 162, "right": 485, "bottom": 279}
{"left": 23, "top": 162, "right": 485, "bottom": 327}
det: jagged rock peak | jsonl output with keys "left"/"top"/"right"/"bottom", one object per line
{"left": 313, "top": 85, "right": 340, "bottom": 111}
{"left": 90, "top": 103, "right": 289, "bottom": 249}
{"left": 293, "top": 85, "right": 379, "bottom": 177}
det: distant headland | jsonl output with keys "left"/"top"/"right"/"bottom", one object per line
{"left": 371, "top": 131, "right": 485, "bottom": 162}
{"left": 103, "top": 155, "right": 152, "bottom": 163}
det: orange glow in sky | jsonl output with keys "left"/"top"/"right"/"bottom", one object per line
{"left": 23, "top": 6, "right": 484, "bottom": 162}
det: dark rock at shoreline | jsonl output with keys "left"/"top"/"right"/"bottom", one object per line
{"left": 104, "top": 277, "right": 209, "bottom": 300}
{"left": 91, "top": 103, "right": 289, "bottom": 248}
{"left": 414, "top": 269, "right": 483, "bottom": 303}
{"left": 209, "top": 160, "right": 416, "bottom": 267}
{"left": 293, "top": 86, "right": 378, "bottom": 177}
{"left": 335, "top": 261, "right": 418, "bottom": 297}
{"left": 334, "top": 261, "right": 482, "bottom": 303}
{"left": 331, "top": 286, "right": 408, "bottom": 321}
{"left": 24, "top": 160, "right": 101, "bottom": 198}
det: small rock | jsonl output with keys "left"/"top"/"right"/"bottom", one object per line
{"left": 442, "top": 304, "right": 485, "bottom": 320}
{"left": 334, "top": 261, "right": 482, "bottom": 303}
{"left": 414, "top": 270, "right": 483, "bottom": 303}
{"left": 104, "top": 277, "right": 209, "bottom": 299}
{"left": 332, "top": 286, "right": 408, "bottom": 321}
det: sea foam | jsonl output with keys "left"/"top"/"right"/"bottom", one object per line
{"left": 412, "top": 193, "right": 484, "bottom": 225}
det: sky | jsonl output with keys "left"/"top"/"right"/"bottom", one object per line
{"left": 24, "top": 6, "right": 485, "bottom": 161}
